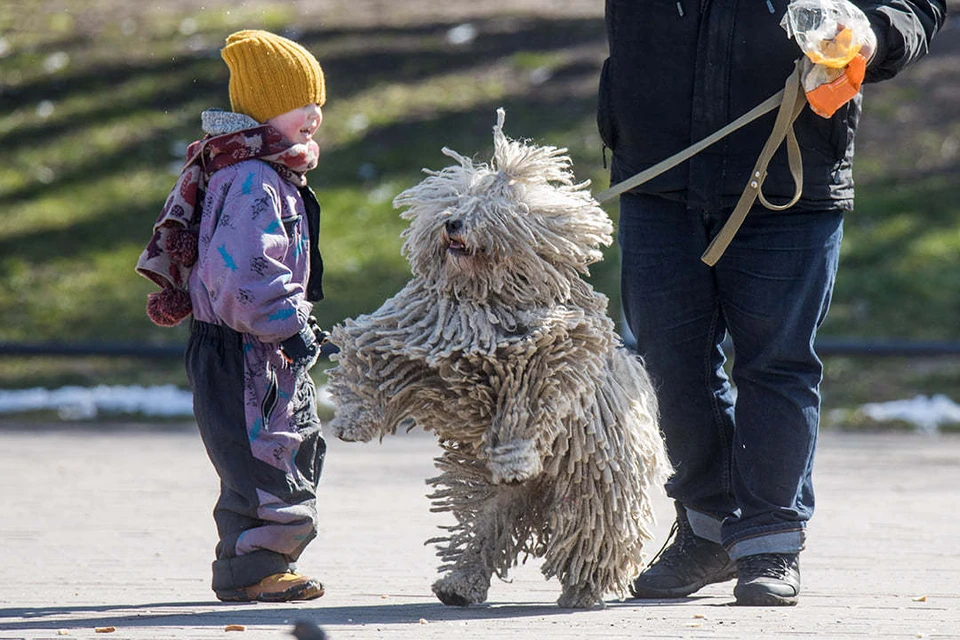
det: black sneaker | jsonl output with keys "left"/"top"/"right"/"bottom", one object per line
{"left": 630, "top": 503, "right": 737, "bottom": 599}
{"left": 733, "top": 553, "right": 801, "bottom": 606}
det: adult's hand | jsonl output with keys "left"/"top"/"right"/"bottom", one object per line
{"left": 782, "top": 0, "right": 878, "bottom": 117}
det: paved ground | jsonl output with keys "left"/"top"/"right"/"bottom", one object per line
{"left": 0, "top": 426, "right": 958, "bottom": 639}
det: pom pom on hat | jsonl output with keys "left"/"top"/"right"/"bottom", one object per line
{"left": 221, "top": 29, "right": 325, "bottom": 123}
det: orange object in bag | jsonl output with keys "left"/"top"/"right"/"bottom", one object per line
{"left": 805, "top": 25, "right": 862, "bottom": 67}
{"left": 805, "top": 53, "right": 866, "bottom": 118}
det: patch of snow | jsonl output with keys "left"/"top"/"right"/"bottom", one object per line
{"left": 0, "top": 384, "right": 338, "bottom": 421}
{"left": 0, "top": 385, "right": 194, "bottom": 420}
{"left": 446, "top": 23, "right": 477, "bottom": 46}
{"left": 859, "top": 394, "right": 960, "bottom": 434}
{"left": 0, "top": 386, "right": 956, "bottom": 432}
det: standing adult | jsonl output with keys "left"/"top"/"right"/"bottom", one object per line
{"left": 598, "top": 0, "right": 946, "bottom": 605}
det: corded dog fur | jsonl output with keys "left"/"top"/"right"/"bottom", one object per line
{"left": 327, "top": 110, "right": 671, "bottom": 608}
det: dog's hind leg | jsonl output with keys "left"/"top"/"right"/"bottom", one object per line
{"left": 432, "top": 561, "right": 494, "bottom": 607}
{"left": 429, "top": 450, "right": 533, "bottom": 606}
{"left": 557, "top": 582, "right": 605, "bottom": 609}
{"left": 548, "top": 501, "right": 610, "bottom": 609}
{"left": 429, "top": 503, "right": 496, "bottom": 606}
{"left": 544, "top": 463, "right": 632, "bottom": 609}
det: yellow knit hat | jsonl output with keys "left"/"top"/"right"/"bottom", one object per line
{"left": 221, "top": 29, "right": 326, "bottom": 123}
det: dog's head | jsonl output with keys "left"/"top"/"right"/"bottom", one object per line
{"left": 393, "top": 109, "right": 613, "bottom": 305}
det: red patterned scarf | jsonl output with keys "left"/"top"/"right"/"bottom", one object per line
{"left": 136, "top": 126, "right": 319, "bottom": 326}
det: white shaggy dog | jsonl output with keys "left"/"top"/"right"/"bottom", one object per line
{"left": 327, "top": 110, "right": 671, "bottom": 609}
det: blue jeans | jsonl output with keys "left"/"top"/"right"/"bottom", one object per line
{"left": 617, "top": 192, "right": 843, "bottom": 560}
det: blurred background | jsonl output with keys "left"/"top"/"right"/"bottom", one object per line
{"left": 0, "top": 0, "right": 958, "bottom": 429}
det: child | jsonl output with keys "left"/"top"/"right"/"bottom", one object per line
{"left": 136, "top": 29, "right": 329, "bottom": 602}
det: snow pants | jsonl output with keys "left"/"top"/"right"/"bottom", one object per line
{"left": 186, "top": 319, "right": 326, "bottom": 593}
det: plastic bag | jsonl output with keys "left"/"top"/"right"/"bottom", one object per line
{"left": 781, "top": 0, "right": 872, "bottom": 117}
{"left": 780, "top": 0, "right": 871, "bottom": 68}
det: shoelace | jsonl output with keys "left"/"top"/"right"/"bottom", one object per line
{"left": 645, "top": 518, "right": 700, "bottom": 569}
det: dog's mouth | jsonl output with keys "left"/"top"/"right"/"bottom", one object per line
{"left": 444, "top": 233, "right": 474, "bottom": 257}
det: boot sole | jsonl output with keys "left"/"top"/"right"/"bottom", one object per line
{"left": 630, "top": 568, "right": 738, "bottom": 599}
{"left": 733, "top": 583, "right": 799, "bottom": 606}
{"left": 216, "top": 581, "right": 324, "bottom": 603}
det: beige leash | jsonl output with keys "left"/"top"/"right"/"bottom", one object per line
{"left": 595, "top": 60, "right": 808, "bottom": 265}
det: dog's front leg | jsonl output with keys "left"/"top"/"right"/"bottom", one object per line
{"left": 484, "top": 358, "right": 563, "bottom": 485}
{"left": 325, "top": 363, "right": 386, "bottom": 443}
{"left": 326, "top": 324, "right": 417, "bottom": 443}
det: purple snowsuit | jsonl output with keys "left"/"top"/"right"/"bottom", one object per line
{"left": 184, "top": 158, "right": 325, "bottom": 593}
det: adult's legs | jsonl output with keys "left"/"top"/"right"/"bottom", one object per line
{"left": 619, "top": 193, "right": 842, "bottom": 605}
{"left": 712, "top": 208, "right": 843, "bottom": 558}
{"left": 620, "top": 193, "right": 739, "bottom": 599}
{"left": 618, "top": 192, "right": 737, "bottom": 523}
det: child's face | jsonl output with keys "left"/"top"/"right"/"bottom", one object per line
{"left": 266, "top": 103, "right": 323, "bottom": 145}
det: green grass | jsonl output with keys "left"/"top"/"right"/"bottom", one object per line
{"left": 1, "top": 1, "right": 958, "bottom": 429}
{"left": 828, "top": 173, "right": 960, "bottom": 340}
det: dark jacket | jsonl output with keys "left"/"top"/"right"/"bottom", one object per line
{"left": 598, "top": 0, "right": 947, "bottom": 211}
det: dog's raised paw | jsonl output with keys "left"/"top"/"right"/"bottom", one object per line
{"left": 486, "top": 439, "right": 542, "bottom": 484}
{"left": 333, "top": 428, "right": 367, "bottom": 443}
{"left": 329, "top": 416, "right": 375, "bottom": 443}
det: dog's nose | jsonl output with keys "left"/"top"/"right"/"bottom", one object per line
{"left": 445, "top": 219, "right": 463, "bottom": 235}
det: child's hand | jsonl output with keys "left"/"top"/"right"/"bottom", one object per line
{"left": 307, "top": 315, "right": 331, "bottom": 346}
{"left": 280, "top": 322, "right": 322, "bottom": 371}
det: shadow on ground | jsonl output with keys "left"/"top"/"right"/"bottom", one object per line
{"left": 0, "top": 593, "right": 738, "bottom": 632}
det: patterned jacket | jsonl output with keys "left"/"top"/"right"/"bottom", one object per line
{"left": 188, "top": 159, "right": 314, "bottom": 344}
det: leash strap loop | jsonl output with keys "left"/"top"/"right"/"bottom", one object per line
{"left": 594, "top": 60, "right": 809, "bottom": 266}
{"left": 700, "top": 62, "right": 806, "bottom": 265}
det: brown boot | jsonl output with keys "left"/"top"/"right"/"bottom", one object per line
{"left": 216, "top": 571, "right": 324, "bottom": 603}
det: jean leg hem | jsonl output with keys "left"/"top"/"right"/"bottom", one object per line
{"left": 725, "top": 529, "right": 805, "bottom": 561}
{"left": 685, "top": 506, "right": 724, "bottom": 544}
